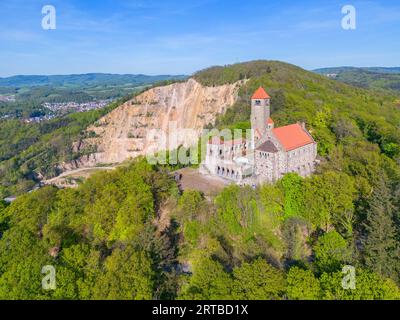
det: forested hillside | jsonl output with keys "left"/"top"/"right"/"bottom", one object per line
{"left": 313, "top": 67, "right": 400, "bottom": 92}
{"left": 1, "top": 60, "right": 400, "bottom": 299}
{"left": 0, "top": 74, "right": 187, "bottom": 118}
{"left": 0, "top": 95, "right": 134, "bottom": 198}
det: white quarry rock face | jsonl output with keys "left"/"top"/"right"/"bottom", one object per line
{"left": 66, "top": 78, "right": 243, "bottom": 168}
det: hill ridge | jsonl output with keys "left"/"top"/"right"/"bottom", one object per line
{"left": 0, "top": 73, "right": 188, "bottom": 87}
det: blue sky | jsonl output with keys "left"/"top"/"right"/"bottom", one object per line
{"left": 0, "top": 0, "right": 399, "bottom": 76}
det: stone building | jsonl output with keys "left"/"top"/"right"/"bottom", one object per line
{"left": 200, "top": 87, "right": 318, "bottom": 184}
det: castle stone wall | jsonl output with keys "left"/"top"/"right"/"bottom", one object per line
{"left": 201, "top": 88, "right": 318, "bottom": 185}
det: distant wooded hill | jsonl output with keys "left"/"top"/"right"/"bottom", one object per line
{"left": 313, "top": 67, "right": 400, "bottom": 92}
{"left": 0, "top": 74, "right": 188, "bottom": 118}
{"left": 314, "top": 67, "right": 400, "bottom": 74}
{"left": 0, "top": 73, "right": 187, "bottom": 88}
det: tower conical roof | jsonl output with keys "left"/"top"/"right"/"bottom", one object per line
{"left": 252, "top": 87, "right": 271, "bottom": 99}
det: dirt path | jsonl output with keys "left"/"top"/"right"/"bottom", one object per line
{"left": 44, "top": 166, "right": 228, "bottom": 195}
{"left": 44, "top": 166, "right": 116, "bottom": 186}
{"left": 175, "top": 167, "right": 229, "bottom": 196}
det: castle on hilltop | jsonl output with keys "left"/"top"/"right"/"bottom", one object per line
{"left": 200, "top": 87, "right": 318, "bottom": 184}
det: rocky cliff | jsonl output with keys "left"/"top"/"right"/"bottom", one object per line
{"left": 65, "top": 78, "right": 242, "bottom": 169}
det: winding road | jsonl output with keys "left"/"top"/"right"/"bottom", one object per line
{"left": 44, "top": 166, "right": 116, "bottom": 185}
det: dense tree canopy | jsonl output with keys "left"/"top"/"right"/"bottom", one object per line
{"left": 1, "top": 61, "right": 400, "bottom": 300}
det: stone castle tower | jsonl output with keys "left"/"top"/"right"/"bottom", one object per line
{"left": 250, "top": 87, "right": 271, "bottom": 146}
{"left": 201, "top": 86, "right": 318, "bottom": 184}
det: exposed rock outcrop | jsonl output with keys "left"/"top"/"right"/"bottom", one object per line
{"left": 70, "top": 78, "right": 242, "bottom": 167}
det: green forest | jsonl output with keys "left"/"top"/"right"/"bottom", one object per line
{"left": 0, "top": 61, "right": 400, "bottom": 300}
{"left": 0, "top": 95, "right": 137, "bottom": 198}
{"left": 0, "top": 80, "right": 187, "bottom": 198}
{"left": 313, "top": 67, "right": 400, "bottom": 93}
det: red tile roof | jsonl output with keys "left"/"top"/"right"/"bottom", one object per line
{"left": 273, "top": 123, "right": 314, "bottom": 151}
{"left": 252, "top": 87, "right": 271, "bottom": 100}
{"left": 267, "top": 117, "right": 274, "bottom": 124}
